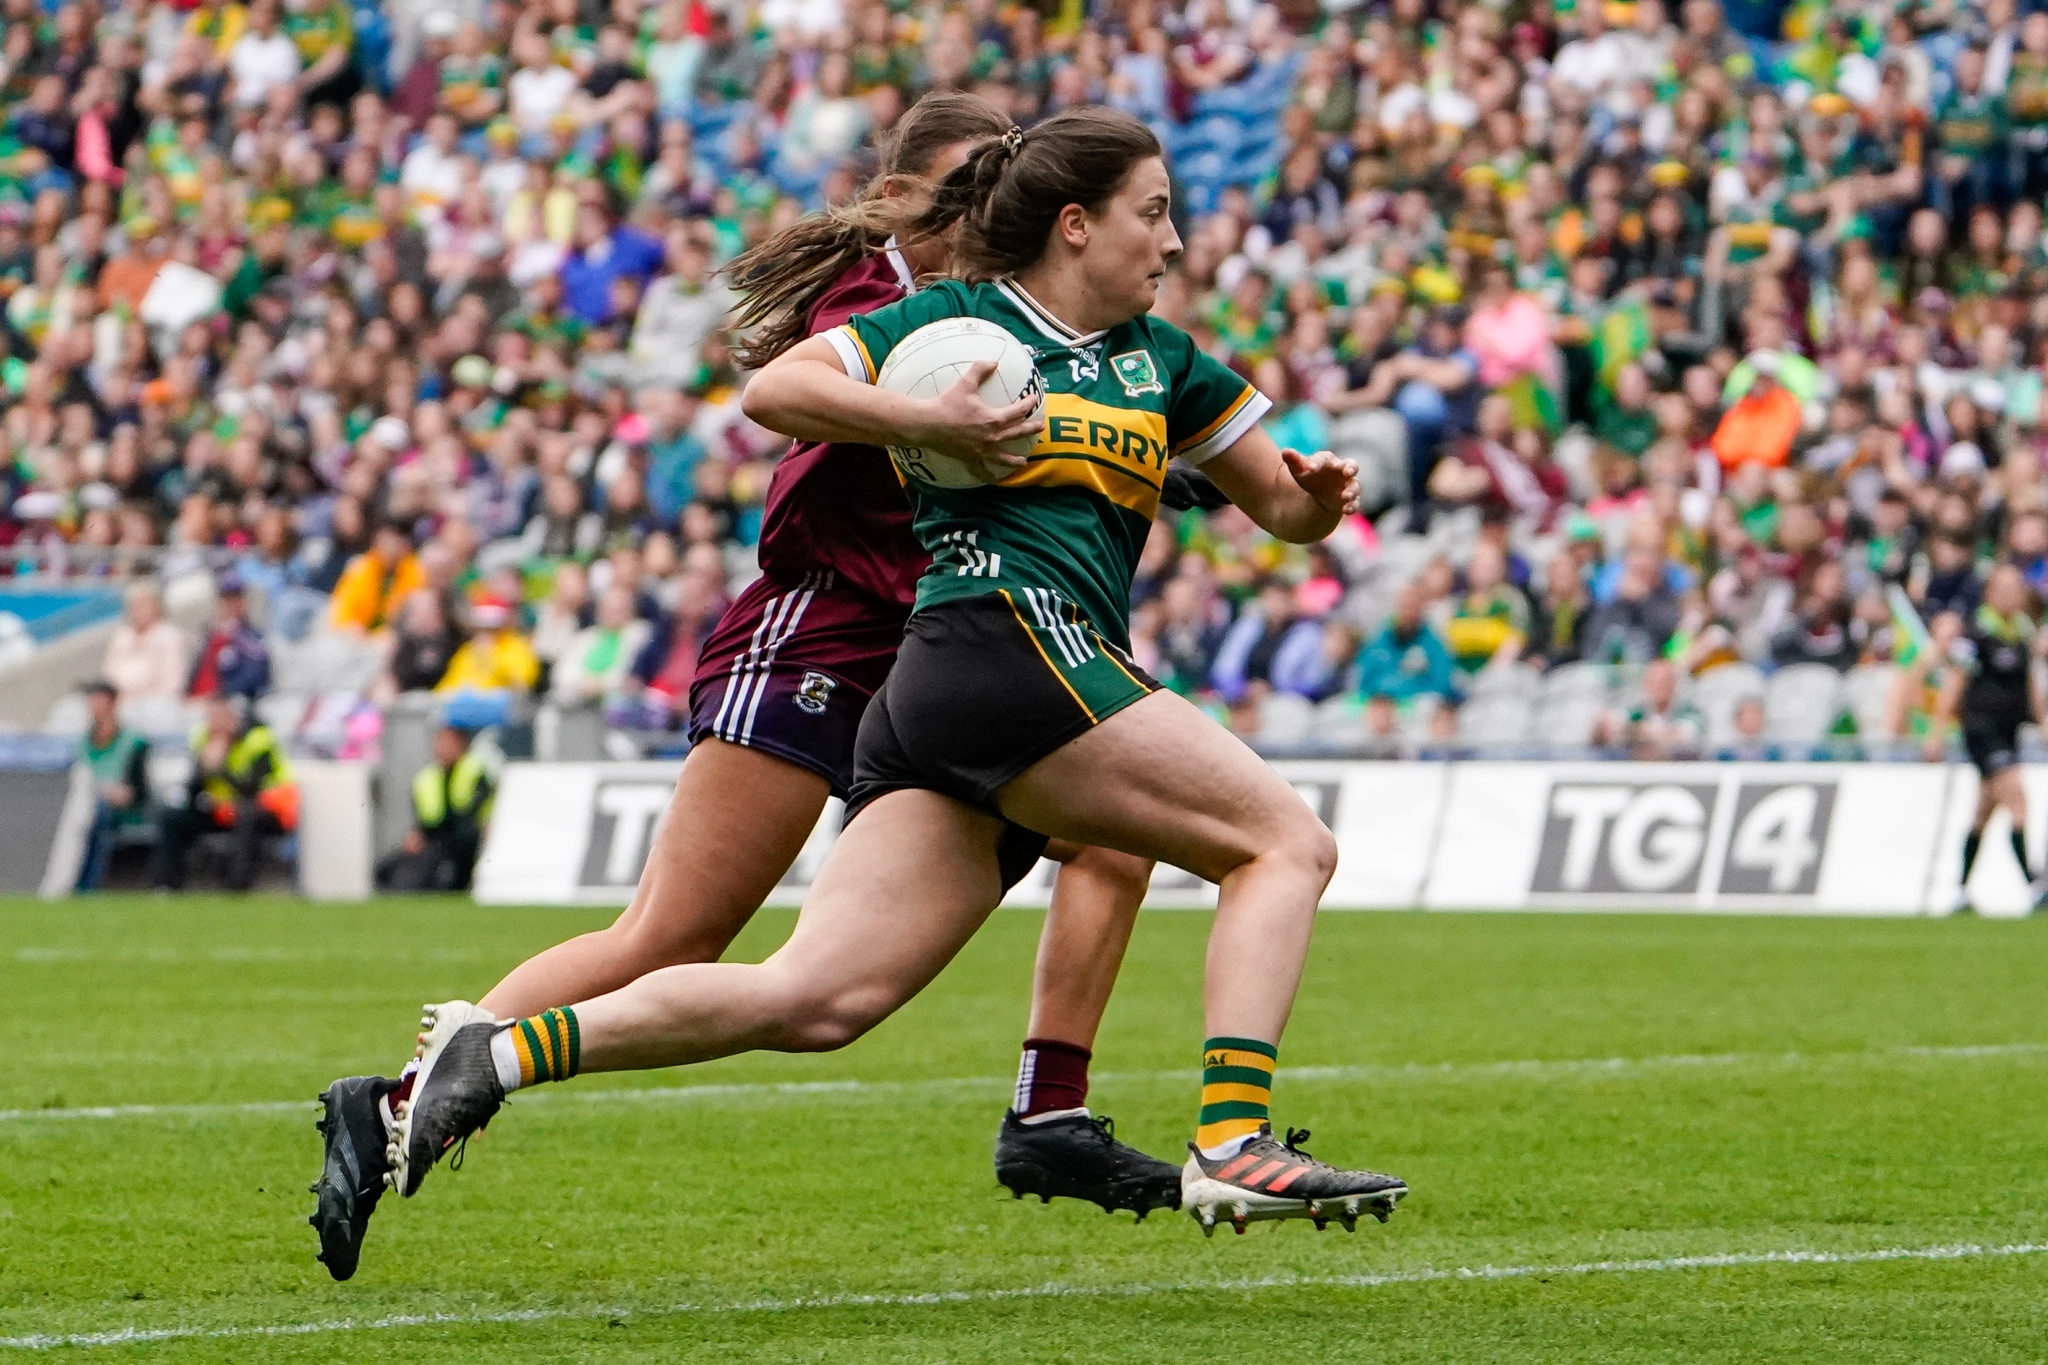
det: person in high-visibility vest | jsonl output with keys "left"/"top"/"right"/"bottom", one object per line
{"left": 152, "top": 694, "right": 300, "bottom": 892}
{"left": 375, "top": 724, "right": 495, "bottom": 892}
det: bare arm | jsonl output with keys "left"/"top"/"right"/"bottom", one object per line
{"left": 2033, "top": 629, "right": 2048, "bottom": 726}
{"left": 1406, "top": 355, "right": 1475, "bottom": 391}
{"left": 1428, "top": 454, "right": 1491, "bottom": 502}
{"left": 1198, "top": 426, "right": 1360, "bottom": 545}
{"left": 739, "top": 334, "right": 1042, "bottom": 478}
{"left": 1925, "top": 669, "right": 1965, "bottom": 760}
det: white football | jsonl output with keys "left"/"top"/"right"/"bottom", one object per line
{"left": 874, "top": 316, "right": 1043, "bottom": 488}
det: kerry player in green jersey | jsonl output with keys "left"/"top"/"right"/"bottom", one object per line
{"left": 391, "top": 108, "right": 1406, "bottom": 1235}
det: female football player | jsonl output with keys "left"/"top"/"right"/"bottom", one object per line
{"left": 311, "top": 94, "right": 1184, "bottom": 1282}
{"left": 391, "top": 106, "right": 1405, "bottom": 1236}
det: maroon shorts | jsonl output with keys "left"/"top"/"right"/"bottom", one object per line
{"left": 687, "top": 570, "right": 909, "bottom": 797}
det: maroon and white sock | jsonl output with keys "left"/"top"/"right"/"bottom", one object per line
{"left": 1014, "top": 1037, "right": 1091, "bottom": 1122}
{"left": 379, "top": 1058, "right": 421, "bottom": 1135}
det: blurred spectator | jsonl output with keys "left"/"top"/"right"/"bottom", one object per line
{"left": 1714, "top": 695, "right": 1778, "bottom": 761}
{"left": 1770, "top": 562, "right": 1863, "bottom": 671}
{"left": 1586, "top": 547, "right": 1684, "bottom": 663}
{"left": 1708, "top": 543, "right": 1796, "bottom": 661}
{"left": 1526, "top": 552, "right": 1594, "bottom": 671}
{"left": 1357, "top": 692, "right": 1402, "bottom": 758}
{"left": 376, "top": 722, "right": 493, "bottom": 892}
{"left": 558, "top": 201, "right": 664, "bottom": 327}
{"left": 437, "top": 596, "right": 539, "bottom": 697}
{"left": 628, "top": 549, "right": 729, "bottom": 726}
{"left": 1595, "top": 366, "right": 1661, "bottom": 463}
{"left": 1428, "top": 396, "right": 1570, "bottom": 528}
{"left": 1354, "top": 581, "right": 1455, "bottom": 704}
{"left": 76, "top": 682, "right": 150, "bottom": 892}
{"left": 1923, "top": 532, "right": 1986, "bottom": 619}
{"left": 1597, "top": 659, "right": 1705, "bottom": 759}
{"left": 1211, "top": 577, "right": 1325, "bottom": 706}
{"left": 551, "top": 583, "right": 651, "bottom": 705}
{"left": 1141, "top": 575, "right": 1229, "bottom": 695}
{"left": 1885, "top": 609, "right": 1968, "bottom": 741}
{"left": 1346, "top": 307, "right": 1480, "bottom": 519}
{"left": 1417, "top": 697, "right": 1467, "bottom": 761}
{"left": 1712, "top": 355, "right": 1804, "bottom": 470}
{"left": 101, "top": 583, "right": 188, "bottom": 706}
{"left": 519, "top": 475, "right": 603, "bottom": 562}
{"left": 1444, "top": 542, "right": 1529, "bottom": 676}
{"left": 378, "top": 589, "right": 462, "bottom": 698}
{"left": 529, "top": 561, "right": 592, "bottom": 689}
{"left": 237, "top": 506, "right": 323, "bottom": 641}
{"left": 187, "top": 578, "right": 271, "bottom": 701}
{"left": 330, "top": 522, "right": 426, "bottom": 636}
{"left": 152, "top": 695, "right": 298, "bottom": 893}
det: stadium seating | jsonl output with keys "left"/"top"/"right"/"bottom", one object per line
{"left": 1843, "top": 664, "right": 1902, "bottom": 744}
{"left": 1693, "top": 663, "right": 1768, "bottom": 746}
{"left": 1764, "top": 665, "right": 1846, "bottom": 744}
{"left": 1457, "top": 693, "right": 1534, "bottom": 747}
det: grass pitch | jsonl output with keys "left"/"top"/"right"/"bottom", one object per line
{"left": 4, "top": 898, "right": 2048, "bottom": 1362}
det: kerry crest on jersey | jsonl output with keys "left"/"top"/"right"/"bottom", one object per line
{"left": 1111, "top": 350, "right": 1163, "bottom": 396}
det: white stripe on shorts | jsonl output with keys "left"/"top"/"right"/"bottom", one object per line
{"left": 1020, "top": 588, "right": 1078, "bottom": 668}
{"left": 1025, "top": 587, "right": 1093, "bottom": 668}
{"left": 735, "top": 577, "right": 819, "bottom": 742}
{"left": 710, "top": 588, "right": 793, "bottom": 739}
{"left": 713, "top": 572, "right": 826, "bottom": 743}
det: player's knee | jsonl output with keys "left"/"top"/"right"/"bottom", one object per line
{"left": 1064, "top": 845, "right": 1153, "bottom": 899}
{"left": 776, "top": 982, "right": 896, "bottom": 1053}
{"left": 1276, "top": 815, "right": 1339, "bottom": 889}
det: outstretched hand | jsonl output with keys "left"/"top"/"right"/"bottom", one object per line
{"left": 1281, "top": 448, "right": 1362, "bottom": 517}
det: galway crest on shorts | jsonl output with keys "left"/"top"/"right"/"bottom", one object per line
{"left": 794, "top": 670, "right": 838, "bottom": 715}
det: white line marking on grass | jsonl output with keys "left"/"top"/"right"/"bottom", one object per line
{"left": 4, "top": 1240, "right": 2045, "bottom": 1351}
{"left": 4, "top": 1042, "right": 2045, "bottom": 1127}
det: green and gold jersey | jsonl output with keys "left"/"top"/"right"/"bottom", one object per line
{"left": 827, "top": 277, "right": 1269, "bottom": 649}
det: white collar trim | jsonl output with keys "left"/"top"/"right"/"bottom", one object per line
{"left": 883, "top": 237, "right": 917, "bottom": 294}
{"left": 995, "top": 277, "right": 1107, "bottom": 347}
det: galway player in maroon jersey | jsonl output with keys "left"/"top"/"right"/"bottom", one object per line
{"left": 310, "top": 93, "right": 1193, "bottom": 1281}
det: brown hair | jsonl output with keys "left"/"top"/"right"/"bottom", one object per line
{"left": 910, "top": 106, "right": 1164, "bottom": 283}
{"left": 726, "top": 93, "right": 1010, "bottom": 368}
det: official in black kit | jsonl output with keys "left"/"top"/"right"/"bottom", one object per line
{"left": 1931, "top": 564, "right": 2048, "bottom": 912}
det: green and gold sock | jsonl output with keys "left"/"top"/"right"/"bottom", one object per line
{"left": 1197, "top": 1035, "right": 1276, "bottom": 1155}
{"left": 509, "top": 1006, "right": 580, "bottom": 1087}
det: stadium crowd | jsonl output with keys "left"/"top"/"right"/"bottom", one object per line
{"left": 4, "top": 0, "right": 2048, "bottom": 764}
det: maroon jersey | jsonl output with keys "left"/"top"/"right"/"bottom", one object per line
{"left": 753, "top": 246, "right": 928, "bottom": 610}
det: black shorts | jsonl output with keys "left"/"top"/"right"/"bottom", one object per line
{"left": 1964, "top": 709, "right": 2026, "bottom": 778}
{"left": 845, "top": 591, "right": 1161, "bottom": 891}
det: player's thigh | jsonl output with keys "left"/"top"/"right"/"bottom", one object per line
{"left": 998, "top": 689, "right": 1328, "bottom": 884}
{"left": 762, "top": 788, "right": 1007, "bottom": 1030}
{"left": 1969, "top": 720, "right": 2027, "bottom": 813}
{"left": 611, "top": 737, "right": 833, "bottom": 955}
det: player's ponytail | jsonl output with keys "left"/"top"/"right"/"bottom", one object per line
{"left": 727, "top": 93, "right": 1010, "bottom": 370}
{"left": 910, "top": 106, "right": 1164, "bottom": 284}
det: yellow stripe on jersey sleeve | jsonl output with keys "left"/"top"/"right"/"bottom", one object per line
{"left": 1173, "top": 385, "right": 1260, "bottom": 458}
{"left": 833, "top": 324, "right": 877, "bottom": 381}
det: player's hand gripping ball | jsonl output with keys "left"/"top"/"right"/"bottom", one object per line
{"left": 877, "top": 317, "right": 1045, "bottom": 487}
